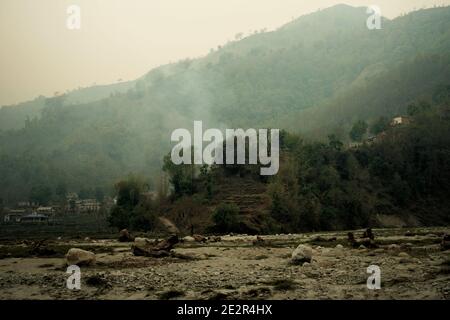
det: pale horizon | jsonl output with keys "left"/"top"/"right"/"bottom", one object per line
{"left": 1, "top": 0, "right": 450, "bottom": 107}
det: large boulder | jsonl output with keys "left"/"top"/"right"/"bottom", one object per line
{"left": 291, "top": 244, "right": 313, "bottom": 265}
{"left": 65, "top": 248, "right": 96, "bottom": 266}
{"left": 182, "top": 236, "right": 195, "bottom": 242}
{"left": 158, "top": 217, "right": 180, "bottom": 234}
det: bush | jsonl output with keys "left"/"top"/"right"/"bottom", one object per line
{"left": 130, "top": 209, "right": 157, "bottom": 232}
{"left": 212, "top": 203, "right": 240, "bottom": 233}
{"left": 108, "top": 206, "right": 130, "bottom": 230}
{"left": 108, "top": 176, "right": 160, "bottom": 231}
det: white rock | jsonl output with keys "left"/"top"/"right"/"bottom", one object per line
{"left": 183, "top": 236, "right": 195, "bottom": 242}
{"left": 65, "top": 248, "right": 96, "bottom": 266}
{"left": 335, "top": 244, "right": 344, "bottom": 249}
{"left": 291, "top": 244, "right": 313, "bottom": 264}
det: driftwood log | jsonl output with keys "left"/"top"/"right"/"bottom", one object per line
{"left": 132, "top": 235, "right": 179, "bottom": 257}
{"left": 348, "top": 229, "right": 378, "bottom": 249}
{"left": 29, "top": 239, "right": 56, "bottom": 256}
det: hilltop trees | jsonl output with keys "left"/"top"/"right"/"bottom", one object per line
{"left": 162, "top": 153, "right": 197, "bottom": 200}
{"left": 370, "top": 117, "right": 389, "bottom": 135}
{"left": 108, "top": 175, "right": 157, "bottom": 231}
{"left": 349, "top": 120, "right": 368, "bottom": 142}
{"left": 268, "top": 96, "right": 450, "bottom": 231}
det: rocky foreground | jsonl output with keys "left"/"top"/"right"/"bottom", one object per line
{"left": 0, "top": 227, "right": 449, "bottom": 300}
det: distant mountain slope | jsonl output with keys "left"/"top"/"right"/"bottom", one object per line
{"left": 282, "top": 54, "right": 450, "bottom": 139}
{"left": 1, "top": 5, "right": 450, "bottom": 203}
{"left": 0, "top": 80, "right": 135, "bottom": 131}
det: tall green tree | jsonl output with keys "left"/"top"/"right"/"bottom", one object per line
{"left": 349, "top": 120, "right": 368, "bottom": 142}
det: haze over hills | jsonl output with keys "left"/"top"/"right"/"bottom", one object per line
{"left": 1, "top": 4, "right": 450, "bottom": 204}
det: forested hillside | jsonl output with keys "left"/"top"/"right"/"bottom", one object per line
{"left": 1, "top": 5, "right": 450, "bottom": 204}
{"left": 121, "top": 90, "right": 449, "bottom": 234}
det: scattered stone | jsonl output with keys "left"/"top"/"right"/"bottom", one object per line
{"left": 84, "top": 237, "right": 90, "bottom": 241}
{"left": 291, "top": 244, "right": 313, "bottom": 265}
{"left": 398, "top": 252, "right": 410, "bottom": 258}
{"left": 335, "top": 244, "right": 344, "bottom": 249}
{"left": 359, "top": 244, "right": 366, "bottom": 250}
{"left": 182, "top": 236, "right": 195, "bottom": 242}
{"left": 65, "top": 248, "right": 96, "bottom": 266}
{"left": 405, "top": 230, "right": 415, "bottom": 237}
{"left": 348, "top": 231, "right": 378, "bottom": 249}
{"left": 118, "top": 229, "right": 134, "bottom": 242}
{"left": 302, "top": 262, "right": 311, "bottom": 267}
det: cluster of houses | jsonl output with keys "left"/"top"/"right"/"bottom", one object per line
{"left": 2, "top": 193, "right": 115, "bottom": 224}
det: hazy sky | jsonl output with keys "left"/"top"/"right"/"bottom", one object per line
{"left": 1, "top": 0, "right": 449, "bottom": 106}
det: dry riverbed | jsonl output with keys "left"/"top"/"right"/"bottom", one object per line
{"left": 0, "top": 227, "right": 449, "bottom": 300}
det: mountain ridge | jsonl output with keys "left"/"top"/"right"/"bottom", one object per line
{"left": 1, "top": 5, "right": 450, "bottom": 203}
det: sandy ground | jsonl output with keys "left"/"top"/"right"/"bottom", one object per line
{"left": 0, "top": 227, "right": 449, "bottom": 300}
